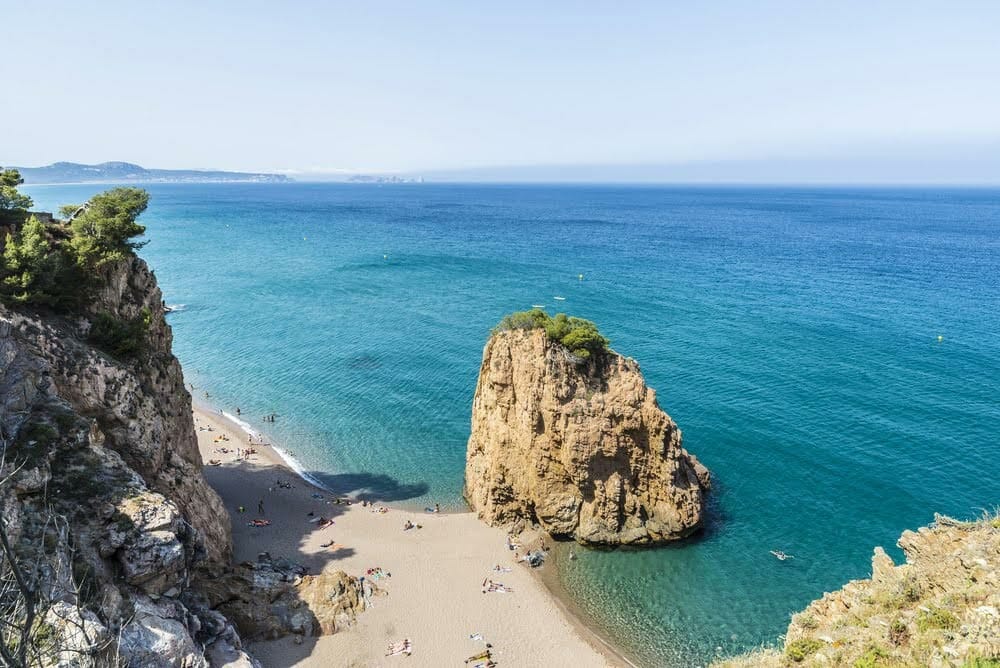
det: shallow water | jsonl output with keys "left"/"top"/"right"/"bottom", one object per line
{"left": 26, "top": 183, "right": 1000, "bottom": 666}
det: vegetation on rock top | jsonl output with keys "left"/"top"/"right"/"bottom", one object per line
{"left": 494, "top": 308, "right": 610, "bottom": 359}
{"left": 1, "top": 168, "right": 149, "bottom": 307}
{"left": 0, "top": 168, "right": 153, "bottom": 358}
{"left": 713, "top": 512, "right": 1000, "bottom": 668}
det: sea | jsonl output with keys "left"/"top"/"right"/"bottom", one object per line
{"left": 25, "top": 182, "right": 1000, "bottom": 667}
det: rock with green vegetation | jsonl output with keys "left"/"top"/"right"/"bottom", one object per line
{"left": 713, "top": 513, "right": 1000, "bottom": 667}
{"left": 0, "top": 200, "right": 261, "bottom": 665}
{"left": 0, "top": 182, "right": 149, "bottom": 309}
{"left": 466, "top": 323, "right": 710, "bottom": 545}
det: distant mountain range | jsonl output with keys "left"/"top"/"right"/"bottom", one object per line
{"left": 10, "top": 161, "right": 291, "bottom": 184}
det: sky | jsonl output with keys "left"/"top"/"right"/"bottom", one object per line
{"left": 4, "top": 1, "right": 1000, "bottom": 182}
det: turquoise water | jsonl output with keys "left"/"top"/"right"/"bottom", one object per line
{"left": 26, "top": 183, "right": 1000, "bottom": 666}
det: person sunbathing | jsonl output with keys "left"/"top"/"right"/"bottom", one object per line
{"left": 403, "top": 520, "right": 415, "bottom": 530}
{"left": 317, "top": 518, "right": 334, "bottom": 529}
{"left": 248, "top": 519, "right": 271, "bottom": 527}
{"left": 385, "top": 639, "right": 412, "bottom": 656}
{"left": 465, "top": 649, "right": 491, "bottom": 663}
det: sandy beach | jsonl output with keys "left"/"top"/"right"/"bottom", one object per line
{"left": 193, "top": 405, "right": 626, "bottom": 668}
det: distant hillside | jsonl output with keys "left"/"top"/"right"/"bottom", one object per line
{"left": 10, "top": 161, "right": 291, "bottom": 184}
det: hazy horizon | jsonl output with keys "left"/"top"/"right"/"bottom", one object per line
{"left": 5, "top": 2, "right": 1000, "bottom": 183}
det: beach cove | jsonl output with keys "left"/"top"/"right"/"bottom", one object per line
{"left": 193, "top": 404, "right": 629, "bottom": 667}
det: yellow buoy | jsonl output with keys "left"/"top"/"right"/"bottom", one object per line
{"left": 578, "top": 273, "right": 584, "bottom": 280}
{"left": 937, "top": 335, "right": 943, "bottom": 342}
{"left": 384, "top": 254, "right": 388, "bottom": 260}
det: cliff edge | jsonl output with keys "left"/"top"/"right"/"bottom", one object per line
{"left": 464, "top": 325, "right": 710, "bottom": 545}
{"left": 1, "top": 254, "right": 257, "bottom": 666}
{"left": 714, "top": 514, "right": 1000, "bottom": 667}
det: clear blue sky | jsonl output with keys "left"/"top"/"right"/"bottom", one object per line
{"left": 4, "top": 1, "right": 1000, "bottom": 181}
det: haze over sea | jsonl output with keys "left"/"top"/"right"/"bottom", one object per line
{"left": 27, "top": 183, "right": 1000, "bottom": 666}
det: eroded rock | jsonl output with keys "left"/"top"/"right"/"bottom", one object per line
{"left": 465, "top": 328, "right": 710, "bottom": 545}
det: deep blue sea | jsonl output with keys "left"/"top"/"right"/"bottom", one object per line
{"left": 26, "top": 183, "right": 1000, "bottom": 667}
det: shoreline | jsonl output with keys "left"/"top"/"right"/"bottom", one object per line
{"left": 192, "top": 401, "right": 635, "bottom": 667}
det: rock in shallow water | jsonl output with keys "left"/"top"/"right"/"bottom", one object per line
{"left": 464, "top": 328, "right": 710, "bottom": 545}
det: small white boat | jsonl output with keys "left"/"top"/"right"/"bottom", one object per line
{"left": 554, "top": 296, "right": 566, "bottom": 301}
{"left": 770, "top": 550, "right": 793, "bottom": 561}
{"left": 531, "top": 304, "right": 545, "bottom": 308}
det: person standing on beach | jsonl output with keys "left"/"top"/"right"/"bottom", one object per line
{"left": 258, "top": 499, "right": 265, "bottom": 515}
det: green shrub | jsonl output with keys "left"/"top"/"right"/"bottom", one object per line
{"left": 88, "top": 307, "right": 152, "bottom": 358}
{"left": 796, "top": 613, "right": 818, "bottom": 630}
{"left": 785, "top": 638, "right": 823, "bottom": 662}
{"left": 0, "top": 215, "right": 83, "bottom": 307}
{"left": 962, "top": 656, "right": 1000, "bottom": 668}
{"left": 0, "top": 168, "right": 33, "bottom": 224}
{"left": 495, "top": 308, "right": 551, "bottom": 332}
{"left": 494, "top": 308, "right": 610, "bottom": 360}
{"left": 852, "top": 644, "right": 890, "bottom": 668}
{"left": 915, "top": 607, "right": 959, "bottom": 632}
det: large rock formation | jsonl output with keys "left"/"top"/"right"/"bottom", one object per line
{"left": 1, "top": 255, "right": 256, "bottom": 667}
{"left": 199, "top": 553, "right": 369, "bottom": 641}
{"left": 2, "top": 216, "right": 368, "bottom": 666}
{"left": 465, "top": 328, "right": 710, "bottom": 545}
{"left": 714, "top": 514, "right": 1000, "bottom": 668}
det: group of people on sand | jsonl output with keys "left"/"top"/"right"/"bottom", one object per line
{"left": 403, "top": 519, "right": 423, "bottom": 531}
{"left": 480, "top": 579, "right": 513, "bottom": 594}
{"left": 365, "top": 566, "right": 390, "bottom": 580}
{"left": 385, "top": 638, "right": 412, "bottom": 657}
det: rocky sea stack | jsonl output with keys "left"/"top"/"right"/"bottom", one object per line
{"left": 464, "top": 313, "right": 711, "bottom": 546}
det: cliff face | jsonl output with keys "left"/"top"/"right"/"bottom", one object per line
{"left": 715, "top": 515, "right": 1000, "bottom": 668}
{"left": 464, "top": 329, "right": 710, "bottom": 545}
{"left": 0, "top": 257, "right": 251, "bottom": 666}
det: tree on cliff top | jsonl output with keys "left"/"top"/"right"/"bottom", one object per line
{"left": 0, "top": 169, "right": 33, "bottom": 225}
{"left": 69, "top": 188, "right": 149, "bottom": 268}
{"left": 0, "top": 187, "right": 149, "bottom": 309}
{"left": 495, "top": 308, "right": 610, "bottom": 359}
{"left": 1, "top": 216, "right": 63, "bottom": 305}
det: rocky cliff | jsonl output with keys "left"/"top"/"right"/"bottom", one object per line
{"left": 464, "top": 328, "right": 710, "bottom": 545}
{"left": 0, "top": 255, "right": 257, "bottom": 666}
{"left": 1, "top": 218, "right": 366, "bottom": 666}
{"left": 715, "top": 514, "right": 1000, "bottom": 667}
